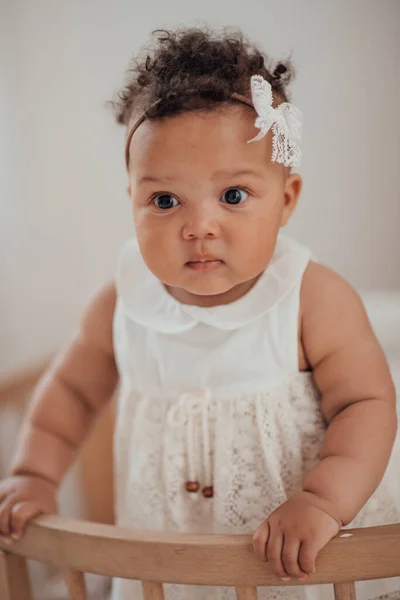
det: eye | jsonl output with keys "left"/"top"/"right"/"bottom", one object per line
{"left": 152, "top": 194, "right": 180, "bottom": 210}
{"left": 221, "top": 188, "right": 249, "bottom": 205}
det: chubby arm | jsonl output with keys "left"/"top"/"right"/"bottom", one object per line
{"left": 300, "top": 262, "right": 397, "bottom": 525}
{"left": 253, "top": 262, "right": 397, "bottom": 581}
{"left": 10, "top": 281, "right": 118, "bottom": 486}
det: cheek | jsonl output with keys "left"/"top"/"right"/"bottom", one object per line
{"left": 240, "top": 202, "right": 282, "bottom": 239}
{"left": 134, "top": 208, "right": 167, "bottom": 245}
{"left": 258, "top": 196, "right": 285, "bottom": 231}
{"left": 135, "top": 219, "right": 178, "bottom": 282}
{"left": 134, "top": 213, "right": 161, "bottom": 260}
{"left": 132, "top": 202, "right": 148, "bottom": 230}
{"left": 136, "top": 238, "right": 168, "bottom": 283}
{"left": 240, "top": 228, "right": 276, "bottom": 265}
{"left": 233, "top": 206, "right": 281, "bottom": 263}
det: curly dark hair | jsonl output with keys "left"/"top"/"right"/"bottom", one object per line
{"left": 112, "top": 27, "right": 295, "bottom": 126}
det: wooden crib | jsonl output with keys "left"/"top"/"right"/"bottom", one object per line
{"left": 2, "top": 515, "right": 400, "bottom": 600}
{"left": 1, "top": 362, "right": 400, "bottom": 600}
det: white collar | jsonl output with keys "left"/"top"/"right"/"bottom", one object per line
{"left": 116, "top": 234, "right": 311, "bottom": 334}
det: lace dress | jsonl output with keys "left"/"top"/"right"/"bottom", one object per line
{"left": 111, "top": 235, "right": 400, "bottom": 600}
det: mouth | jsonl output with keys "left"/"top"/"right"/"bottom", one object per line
{"left": 186, "top": 259, "right": 224, "bottom": 272}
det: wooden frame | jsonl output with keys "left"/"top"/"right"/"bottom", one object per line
{"left": 0, "top": 518, "right": 400, "bottom": 600}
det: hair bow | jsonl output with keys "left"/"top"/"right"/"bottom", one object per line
{"left": 247, "top": 75, "right": 302, "bottom": 168}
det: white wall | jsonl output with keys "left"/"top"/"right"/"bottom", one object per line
{"left": 1, "top": 0, "right": 399, "bottom": 375}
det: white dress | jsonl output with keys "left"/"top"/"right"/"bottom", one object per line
{"left": 111, "top": 235, "right": 400, "bottom": 600}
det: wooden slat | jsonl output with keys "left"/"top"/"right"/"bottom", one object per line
{"left": 142, "top": 581, "right": 165, "bottom": 600}
{"left": 1, "top": 517, "right": 400, "bottom": 587}
{"left": 0, "top": 552, "right": 11, "bottom": 600}
{"left": 334, "top": 581, "right": 356, "bottom": 600}
{"left": 80, "top": 403, "right": 115, "bottom": 524}
{"left": 65, "top": 569, "right": 87, "bottom": 600}
{"left": 236, "top": 585, "right": 258, "bottom": 600}
{"left": 0, "top": 551, "right": 32, "bottom": 600}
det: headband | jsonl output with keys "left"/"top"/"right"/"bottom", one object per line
{"left": 124, "top": 74, "right": 302, "bottom": 169}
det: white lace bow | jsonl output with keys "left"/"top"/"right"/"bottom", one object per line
{"left": 248, "top": 74, "right": 302, "bottom": 168}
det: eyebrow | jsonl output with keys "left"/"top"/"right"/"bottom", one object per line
{"left": 212, "top": 169, "right": 264, "bottom": 180}
{"left": 138, "top": 169, "right": 264, "bottom": 185}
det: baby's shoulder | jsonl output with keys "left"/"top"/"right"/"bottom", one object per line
{"left": 80, "top": 280, "right": 116, "bottom": 356}
{"left": 299, "top": 261, "right": 372, "bottom": 364}
{"left": 300, "top": 261, "right": 362, "bottom": 315}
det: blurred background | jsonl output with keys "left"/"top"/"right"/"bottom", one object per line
{"left": 1, "top": 0, "right": 399, "bottom": 377}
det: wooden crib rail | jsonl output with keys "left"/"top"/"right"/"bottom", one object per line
{"left": 1, "top": 517, "right": 400, "bottom": 600}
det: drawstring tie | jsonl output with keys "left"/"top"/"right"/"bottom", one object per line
{"left": 167, "top": 387, "right": 214, "bottom": 498}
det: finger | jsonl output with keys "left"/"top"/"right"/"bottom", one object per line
{"left": 252, "top": 521, "right": 270, "bottom": 561}
{"left": 266, "top": 526, "right": 290, "bottom": 580}
{"left": 281, "top": 536, "right": 308, "bottom": 580}
{"left": 298, "top": 540, "right": 322, "bottom": 575}
{"left": 0, "top": 487, "right": 8, "bottom": 504}
{"left": 0, "top": 496, "right": 18, "bottom": 537}
{"left": 0, "top": 534, "right": 13, "bottom": 547}
{"left": 10, "top": 502, "right": 43, "bottom": 539}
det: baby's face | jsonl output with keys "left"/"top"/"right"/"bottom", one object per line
{"left": 127, "top": 106, "right": 302, "bottom": 307}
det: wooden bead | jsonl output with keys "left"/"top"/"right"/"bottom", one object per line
{"left": 185, "top": 481, "right": 200, "bottom": 493}
{"left": 202, "top": 486, "right": 214, "bottom": 498}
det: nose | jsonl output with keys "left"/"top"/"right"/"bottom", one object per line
{"left": 181, "top": 202, "right": 221, "bottom": 240}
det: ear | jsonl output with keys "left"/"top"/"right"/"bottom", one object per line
{"left": 127, "top": 185, "right": 131, "bottom": 197}
{"left": 281, "top": 173, "right": 302, "bottom": 226}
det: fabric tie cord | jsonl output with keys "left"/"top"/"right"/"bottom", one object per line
{"left": 167, "top": 388, "right": 214, "bottom": 498}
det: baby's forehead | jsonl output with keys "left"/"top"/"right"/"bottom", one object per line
{"left": 128, "top": 107, "right": 275, "bottom": 179}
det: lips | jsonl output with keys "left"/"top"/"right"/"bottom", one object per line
{"left": 187, "top": 255, "right": 221, "bottom": 263}
{"left": 186, "top": 258, "right": 223, "bottom": 272}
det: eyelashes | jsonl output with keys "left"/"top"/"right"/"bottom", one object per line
{"left": 152, "top": 194, "right": 180, "bottom": 210}
{"left": 152, "top": 187, "right": 250, "bottom": 210}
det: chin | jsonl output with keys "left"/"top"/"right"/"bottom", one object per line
{"left": 183, "top": 279, "right": 235, "bottom": 297}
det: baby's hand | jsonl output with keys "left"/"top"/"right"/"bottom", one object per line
{"left": 253, "top": 491, "right": 341, "bottom": 581}
{"left": 0, "top": 474, "right": 57, "bottom": 544}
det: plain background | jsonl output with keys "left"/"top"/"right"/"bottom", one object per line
{"left": 1, "top": 0, "right": 399, "bottom": 375}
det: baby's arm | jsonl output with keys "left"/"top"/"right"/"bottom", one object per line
{"left": 300, "top": 262, "right": 397, "bottom": 523}
{"left": 253, "top": 262, "right": 397, "bottom": 580}
{"left": 0, "top": 281, "right": 118, "bottom": 540}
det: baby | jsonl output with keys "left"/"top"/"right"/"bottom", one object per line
{"left": 0, "top": 27, "right": 399, "bottom": 600}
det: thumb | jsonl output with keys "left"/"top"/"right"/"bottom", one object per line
{"left": 10, "top": 501, "right": 45, "bottom": 539}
